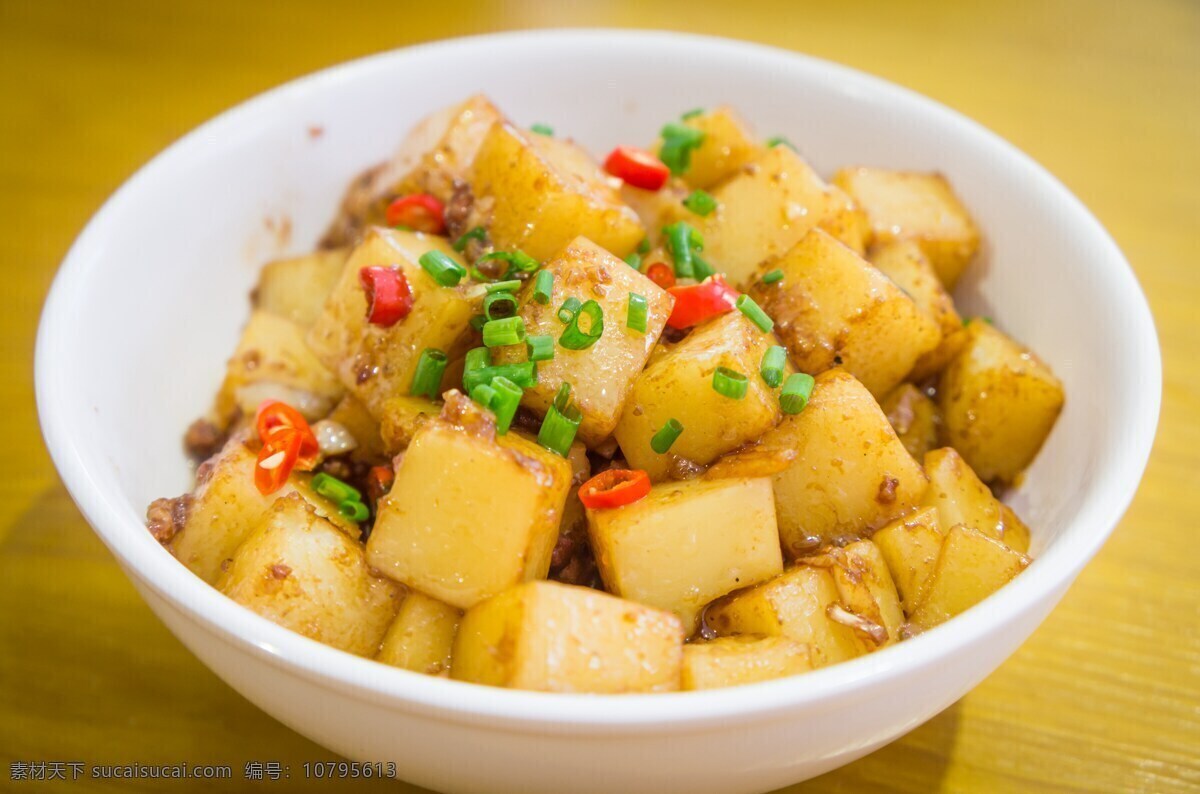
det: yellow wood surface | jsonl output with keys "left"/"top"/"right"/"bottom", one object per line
{"left": 2, "top": 1, "right": 1197, "bottom": 791}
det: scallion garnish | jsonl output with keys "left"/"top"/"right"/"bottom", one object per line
{"left": 683, "top": 189, "right": 717, "bottom": 216}
{"left": 485, "top": 279, "right": 522, "bottom": 294}
{"left": 559, "top": 299, "right": 603, "bottom": 350}
{"left": 692, "top": 253, "right": 716, "bottom": 281}
{"left": 470, "top": 382, "right": 497, "bottom": 408}
{"left": 527, "top": 334, "right": 555, "bottom": 362}
{"left": 650, "top": 418, "right": 684, "bottom": 454}
{"left": 418, "top": 250, "right": 466, "bottom": 286}
{"left": 338, "top": 499, "right": 369, "bottom": 522}
{"left": 487, "top": 376, "right": 523, "bottom": 434}
{"left": 712, "top": 366, "right": 749, "bottom": 399}
{"left": 483, "top": 290, "right": 519, "bottom": 321}
{"left": 761, "top": 269, "right": 784, "bottom": 285}
{"left": 736, "top": 294, "right": 774, "bottom": 333}
{"left": 624, "top": 252, "right": 642, "bottom": 269}
{"left": 469, "top": 314, "right": 487, "bottom": 332}
{"left": 627, "top": 293, "right": 648, "bottom": 333}
{"left": 637, "top": 238, "right": 651, "bottom": 255}
{"left": 452, "top": 226, "right": 487, "bottom": 252}
{"left": 557, "top": 296, "right": 582, "bottom": 324}
{"left": 410, "top": 348, "right": 449, "bottom": 399}
{"left": 681, "top": 107, "right": 704, "bottom": 120}
{"left": 780, "top": 372, "right": 815, "bottom": 414}
{"left": 664, "top": 221, "right": 703, "bottom": 278}
{"left": 463, "top": 361, "right": 538, "bottom": 393}
{"left": 659, "top": 122, "right": 706, "bottom": 176}
{"left": 482, "top": 316, "right": 527, "bottom": 347}
{"left": 760, "top": 345, "right": 787, "bottom": 388}
{"left": 530, "top": 123, "right": 554, "bottom": 136}
{"left": 537, "top": 383, "right": 582, "bottom": 457}
{"left": 767, "top": 136, "right": 797, "bottom": 151}
{"left": 472, "top": 249, "right": 539, "bottom": 281}
{"left": 533, "top": 270, "right": 554, "bottom": 305}
{"left": 312, "top": 472, "right": 362, "bottom": 505}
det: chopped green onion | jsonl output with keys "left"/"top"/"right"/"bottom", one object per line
{"left": 761, "top": 269, "right": 784, "bottom": 285}
{"left": 780, "top": 372, "right": 815, "bottom": 414}
{"left": 530, "top": 123, "right": 554, "bottom": 136}
{"left": 683, "top": 189, "right": 717, "bottom": 216}
{"left": 469, "top": 382, "right": 497, "bottom": 408}
{"left": 482, "top": 316, "right": 527, "bottom": 347}
{"left": 486, "top": 279, "right": 522, "bottom": 294}
{"left": 469, "top": 314, "right": 487, "bottom": 332}
{"left": 736, "top": 294, "right": 774, "bottom": 333}
{"left": 312, "top": 472, "right": 362, "bottom": 504}
{"left": 557, "top": 296, "right": 582, "bottom": 323}
{"left": 533, "top": 269, "right": 554, "bottom": 305}
{"left": 338, "top": 499, "right": 369, "bottom": 522}
{"left": 409, "top": 348, "right": 448, "bottom": 399}
{"left": 559, "top": 299, "right": 603, "bottom": 350}
{"left": 464, "top": 346, "right": 491, "bottom": 378}
{"left": 624, "top": 252, "right": 642, "bottom": 269}
{"left": 659, "top": 122, "right": 706, "bottom": 176}
{"left": 650, "top": 418, "right": 684, "bottom": 454}
{"left": 627, "top": 293, "right": 648, "bottom": 333}
{"left": 760, "top": 345, "right": 787, "bottom": 388}
{"left": 452, "top": 226, "right": 487, "bottom": 252}
{"left": 486, "top": 376, "right": 523, "bottom": 434}
{"left": 419, "top": 250, "right": 466, "bottom": 286}
{"left": 637, "top": 238, "right": 651, "bottom": 255}
{"left": 712, "top": 366, "right": 749, "bottom": 400}
{"left": 527, "top": 334, "right": 555, "bottom": 362}
{"left": 767, "top": 136, "right": 797, "bottom": 151}
{"left": 692, "top": 254, "right": 716, "bottom": 281}
{"left": 464, "top": 361, "right": 537, "bottom": 393}
{"left": 664, "top": 221, "right": 703, "bottom": 278}
{"left": 483, "top": 290, "right": 519, "bottom": 321}
{"left": 681, "top": 107, "right": 704, "bottom": 120}
{"left": 537, "top": 383, "right": 582, "bottom": 457}
{"left": 472, "top": 249, "right": 539, "bottom": 281}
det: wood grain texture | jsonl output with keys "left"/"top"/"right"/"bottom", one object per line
{"left": 2, "top": 1, "right": 1197, "bottom": 791}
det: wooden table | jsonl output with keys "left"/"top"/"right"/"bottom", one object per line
{"left": 2, "top": 1, "right": 1197, "bottom": 791}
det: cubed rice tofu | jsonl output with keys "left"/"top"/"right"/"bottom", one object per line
{"left": 681, "top": 636, "right": 813, "bottom": 690}
{"left": 375, "top": 591, "right": 462, "bottom": 676}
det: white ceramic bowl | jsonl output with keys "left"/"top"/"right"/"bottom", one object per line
{"left": 36, "top": 30, "right": 1159, "bottom": 794}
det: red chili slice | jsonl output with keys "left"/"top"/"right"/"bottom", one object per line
{"left": 255, "top": 400, "right": 319, "bottom": 471}
{"left": 578, "top": 469, "right": 652, "bottom": 510}
{"left": 254, "top": 429, "right": 302, "bottom": 496}
{"left": 366, "top": 465, "right": 395, "bottom": 508}
{"left": 644, "top": 261, "right": 677, "bottom": 289}
{"left": 359, "top": 266, "right": 413, "bottom": 327}
{"left": 666, "top": 275, "right": 739, "bottom": 330}
{"left": 604, "top": 146, "right": 670, "bottom": 191}
{"left": 385, "top": 194, "right": 447, "bottom": 234}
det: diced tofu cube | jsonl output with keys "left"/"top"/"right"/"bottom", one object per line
{"left": 872, "top": 506, "right": 944, "bottom": 615}
{"left": 704, "top": 565, "right": 862, "bottom": 668}
{"left": 869, "top": 240, "right": 965, "bottom": 380}
{"left": 938, "top": 321, "right": 1065, "bottom": 482}
{"left": 700, "top": 146, "right": 870, "bottom": 286}
{"left": 816, "top": 540, "right": 905, "bottom": 649}
{"left": 881, "top": 383, "right": 942, "bottom": 462}
{"left": 832, "top": 167, "right": 980, "bottom": 288}
{"left": 708, "top": 370, "right": 927, "bottom": 557}
{"left": 375, "top": 591, "right": 462, "bottom": 676}
{"left": 907, "top": 525, "right": 1030, "bottom": 632}
{"left": 214, "top": 310, "right": 344, "bottom": 427}
{"left": 492, "top": 237, "right": 673, "bottom": 446}
{"left": 614, "top": 312, "right": 783, "bottom": 480}
{"left": 451, "top": 581, "right": 684, "bottom": 693}
{"left": 170, "top": 434, "right": 360, "bottom": 584}
{"left": 322, "top": 95, "right": 504, "bottom": 247}
{"left": 587, "top": 477, "right": 782, "bottom": 632}
{"left": 307, "top": 228, "right": 476, "bottom": 418}
{"left": 748, "top": 228, "right": 940, "bottom": 397}
{"left": 253, "top": 248, "right": 350, "bottom": 328}
{"left": 367, "top": 399, "right": 572, "bottom": 609}
{"left": 658, "top": 106, "right": 763, "bottom": 190}
{"left": 469, "top": 123, "right": 644, "bottom": 261}
{"left": 216, "top": 494, "right": 402, "bottom": 656}
{"left": 922, "top": 447, "right": 1031, "bottom": 553}
{"left": 325, "top": 394, "right": 386, "bottom": 463}
{"left": 378, "top": 394, "right": 441, "bottom": 454}
{"left": 681, "top": 636, "right": 813, "bottom": 690}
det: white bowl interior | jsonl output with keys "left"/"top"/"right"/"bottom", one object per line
{"left": 37, "top": 31, "right": 1159, "bottom": 732}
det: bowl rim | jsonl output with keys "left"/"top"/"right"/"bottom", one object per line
{"left": 35, "top": 28, "right": 1161, "bottom": 733}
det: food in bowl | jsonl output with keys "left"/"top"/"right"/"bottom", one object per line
{"left": 146, "top": 95, "right": 1064, "bottom": 693}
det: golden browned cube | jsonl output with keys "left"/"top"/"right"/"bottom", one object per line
{"left": 872, "top": 506, "right": 944, "bottom": 615}
{"left": 681, "top": 636, "right": 813, "bottom": 690}
{"left": 657, "top": 106, "right": 763, "bottom": 190}
{"left": 367, "top": 409, "right": 572, "bottom": 609}
{"left": 923, "top": 447, "right": 1031, "bottom": 553}
{"left": 748, "top": 228, "right": 940, "bottom": 398}
{"left": 216, "top": 494, "right": 402, "bottom": 656}
{"left": 938, "top": 320, "right": 1065, "bottom": 483}
{"left": 469, "top": 122, "right": 644, "bottom": 261}
{"left": 378, "top": 394, "right": 441, "bottom": 454}
{"left": 307, "top": 228, "right": 476, "bottom": 419}
{"left": 254, "top": 248, "right": 350, "bottom": 329}
{"left": 907, "top": 525, "right": 1030, "bottom": 632}
{"left": 587, "top": 476, "right": 782, "bottom": 632}
{"left": 881, "top": 382, "right": 942, "bottom": 462}
{"left": 833, "top": 167, "right": 980, "bottom": 288}
{"left": 451, "top": 581, "right": 684, "bottom": 693}
{"left": 375, "top": 591, "right": 462, "bottom": 676}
